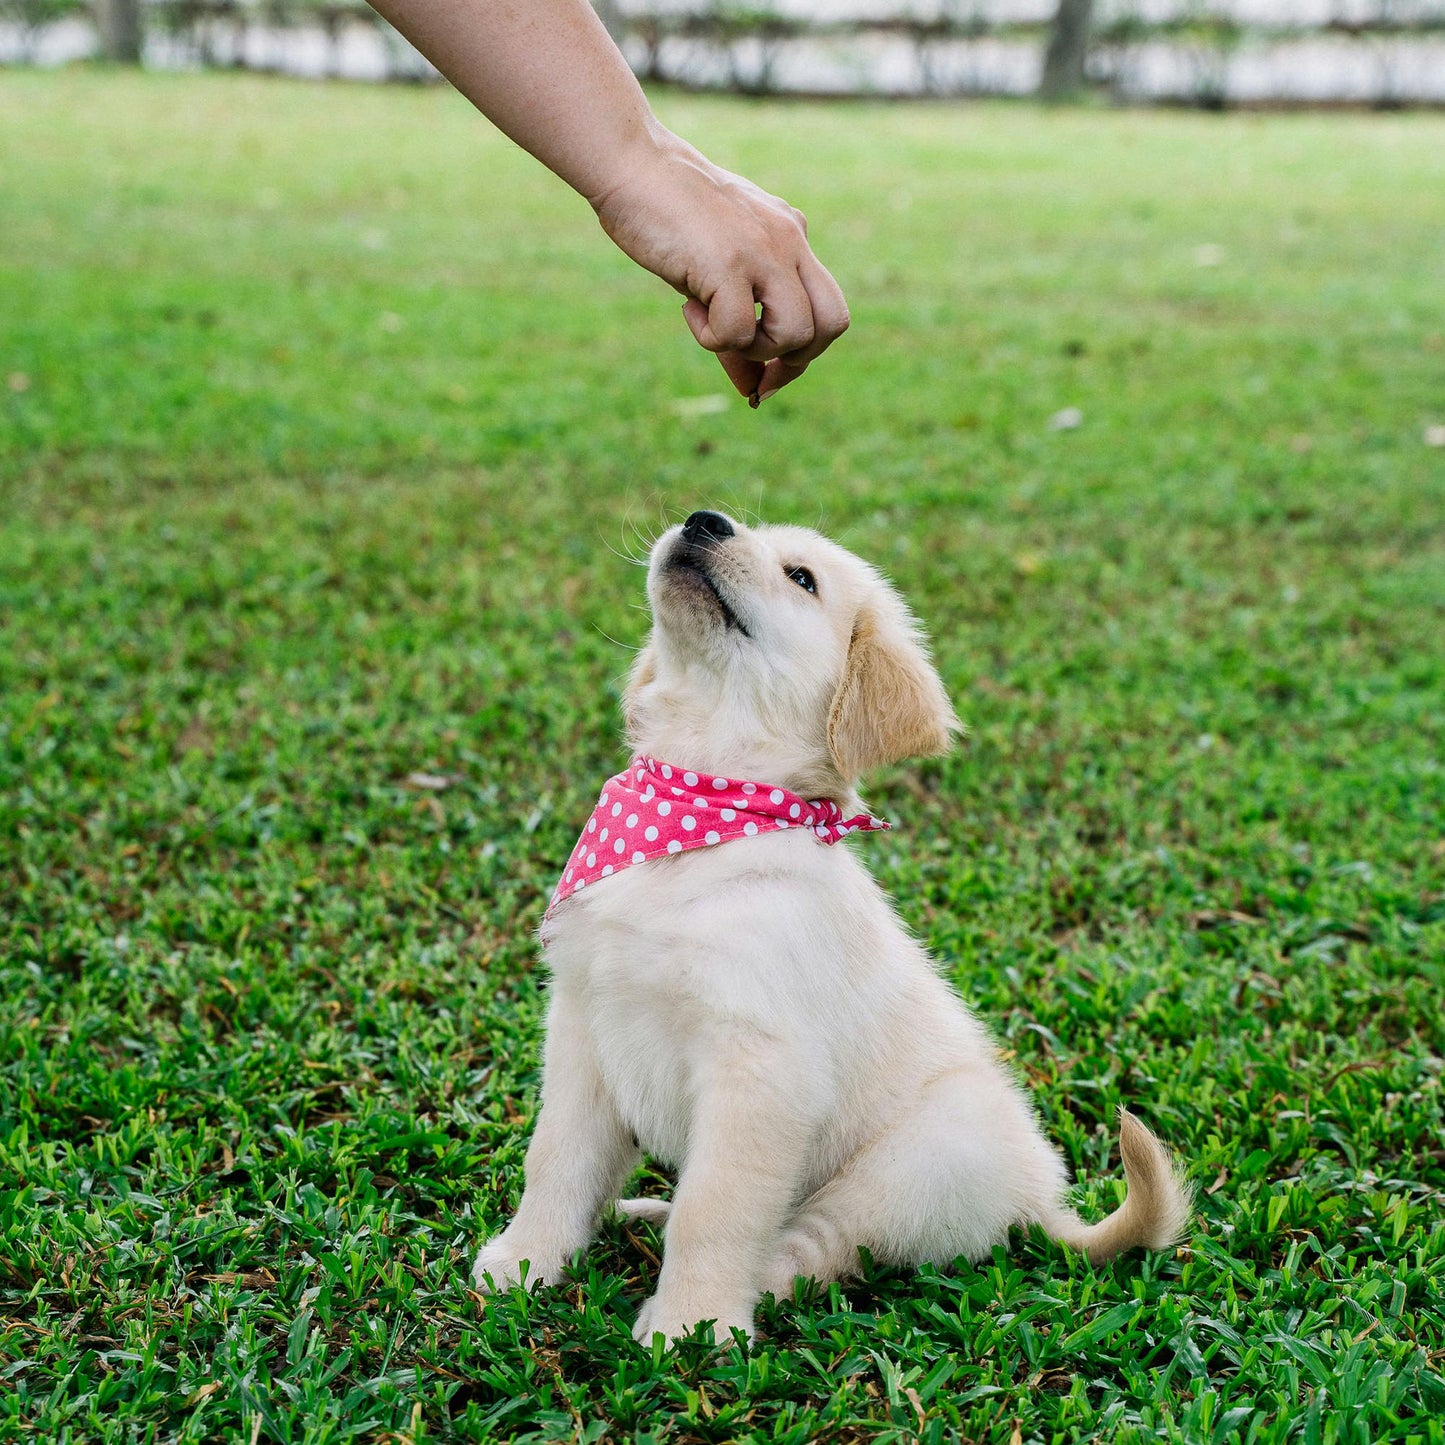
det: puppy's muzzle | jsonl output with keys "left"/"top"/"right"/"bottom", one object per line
{"left": 665, "top": 511, "right": 748, "bottom": 635}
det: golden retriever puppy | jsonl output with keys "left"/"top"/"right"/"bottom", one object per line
{"left": 474, "top": 510, "right": 1192, "bottom": 1346}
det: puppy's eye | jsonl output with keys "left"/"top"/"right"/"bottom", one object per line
{"left": 785, "top": 566, "right": 817, "bottom": 595}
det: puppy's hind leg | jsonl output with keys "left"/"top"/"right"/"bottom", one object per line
{"left": 762, "top": 1068, "right": 1068, "bottom": 1297}
{"left": 758, "top": 1126, "right": 948, "bottom": 1299}
{"left": 761, "top": 1188, "right": 867, "bottom": 1299}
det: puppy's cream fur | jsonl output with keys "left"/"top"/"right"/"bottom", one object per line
{"left": 474, "top": 516, "right": 1192, "bottom": 1346}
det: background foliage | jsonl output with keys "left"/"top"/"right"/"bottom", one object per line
{"left": 5, "top": 0, "right": 1445, "bottom": 104}
{"left": 2, "top": 70, "right": 1444, "bottom": 1443}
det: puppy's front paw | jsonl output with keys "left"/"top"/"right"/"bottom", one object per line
{"left": 471, "top": 1235, "right": 565, "bottom": 1294}
{"left": 632, "top": 1293, "right": 755, "bottom": 1349}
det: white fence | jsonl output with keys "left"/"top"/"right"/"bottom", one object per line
{"left": 611, "top": 0, "right": 1445, "bottom": 102}
{"left": 2, "top": 0, "right": 1444, "bottom": 104}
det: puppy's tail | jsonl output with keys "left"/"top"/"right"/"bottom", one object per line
{"left": 1040, "top": 1110, "right": 1193, "bottom": 1265}
{"left": 614, "top": 1197, "right": 671, "bottom": 1226}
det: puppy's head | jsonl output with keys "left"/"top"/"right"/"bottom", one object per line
{"left": 625, "top": 511, "right": 958, "bottom": 799}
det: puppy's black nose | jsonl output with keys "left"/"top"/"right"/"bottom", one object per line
{"left": 682, "top": 510, "right": 734, "bottom": 544}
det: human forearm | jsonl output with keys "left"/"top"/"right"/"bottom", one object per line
{"left": 368, "top": 0, "right": 663, "bottom": 204}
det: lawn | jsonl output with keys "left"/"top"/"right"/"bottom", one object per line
{"left": 2, "top": 67, "right": 1444, "bottom": 1444}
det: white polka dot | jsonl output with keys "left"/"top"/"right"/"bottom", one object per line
{"left": 683, "top": 771, "right": 698, "bottom": 786}
{"left": 642, "top": 786, "right": 655, "bottom": 801}
{"left": 645, "top": 825, "right": 659, "bottom": 841}
{"left": 587, "top": 819, "right": 597, "bottom": 833}
{"left": 658, "top": 801, "right": 671, "bottom": 816}
{"left": 671, "top": 787, "right": 684, "bottom": 797}
{"left": 632, "top": 851, "right": 645, "bottom": 864}
{"left": 681, "top": 816, "right": 696, "bottom": 831}
{"left": 815, "top": 826, "right": 829, "bottom": 838}
{"left": 611, "top": 802, "right": 622, "bottom": 817}
{"left": 776, "top": 820, "right": 790, "bottom": 830}
{"left": 576, "top": 877, "right": 586, "bottom": 889}
{"left": 666, "top": 840, "right": 682, "bottom": 854}
{"left": 586, "top": 851, "right": 596, "bottom": 867}
{"left": 626, "top": 813, "right": 638, "bottom": 827}
{"left": 788, "top": 802, "right": 801, "bottom": 819}
{"left": 599, "top": 827, "right": 609, "bottom": 842}
{"left": 661, "top": 765, "right": 673, "bottom": 778}
{"left": 742, "top": 782, "right": 757, "bottom": 794}
{"left": 635, "top": 769, "right": 644, "bottom": 782}
{"left": 705, "top": 831, "right": 720, "bottom": 845}
{"left": 602, "top": 864, "right": 614, "bottom": 876}
{"left": 712, "top": 777, "right": 728, "bottom": 789}
{"left": 614, "top": 839, "right": 625, "bottom": 854}
{"left": 743, "top": 821, "right": 758, "bottom": 836}
{"left": 565, "top": 868, "right": 573, "bottom": 881}
{"left": 720, "top": 808, "right": 736, "bottom": 821}
{"left": 769, "top": 789, "right": 785, "bottom": 805}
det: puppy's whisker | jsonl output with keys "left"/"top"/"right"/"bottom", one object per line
{"left": 626, "top": 497, "right": 667, "bottom": 556}
{"left": 727, "top": 484, "right": 762, "bottom": 531}
{"left": 599, "top": 518, "right": 640, "bottom": 563}
{"left": 618, "top": 500, "right": 659, "bottom": 565}
{"left": 718, "top": 487, "right": 759, "bottom": 531}
{"left": 591, "top": 622, "right": 642, "bottom": 653}
{"left": 628, "top": 512, "right": 660, "bottom": 554}
{"left": 605, "top": 505, "right": 649, "bottom": 569}
{"left": 601, "top": 531, "right": 649, "bottom": 569}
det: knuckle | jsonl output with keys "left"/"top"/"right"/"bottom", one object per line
{"left": 783, "top": 323, "right": 816, "bottom": 353}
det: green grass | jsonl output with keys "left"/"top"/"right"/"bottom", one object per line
{"left": 2, "top": 67, "right": 1444, "bottom": 1444}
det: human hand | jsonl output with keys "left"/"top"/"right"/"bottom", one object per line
{"left": 591, "top": 129, "right": 849, "bottom": 405}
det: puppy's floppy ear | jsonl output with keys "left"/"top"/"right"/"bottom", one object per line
{"left": 622, "top": 641, "right": 657, "bottom": 744}
{"left": 827, "top": 593, "right": 959, "bottom": 779}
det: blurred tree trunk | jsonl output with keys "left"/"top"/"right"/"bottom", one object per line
{"left": 95, "top": 0, "right": 144, "bottom": 63}
{"left": 592, "top": 0, "right": 626, "bottom": 46}
{"left": 1039, "top": 0, "right": 1094, "bottom": 100}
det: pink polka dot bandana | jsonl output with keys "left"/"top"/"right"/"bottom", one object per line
{"left": 546, "top": 755, "right": 890, "bottom": 917}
